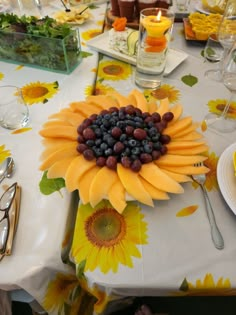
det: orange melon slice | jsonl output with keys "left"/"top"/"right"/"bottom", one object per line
{"left": 161, "top": 169, "right": 191, "bottom": 183}
{"left": 40, "top": 142, "right": 77, "bottom": 161}
{"left": 168, "top": 104, "right": 183, "bottom": 125}
{"left": 161, "top": 164, "right": 209, "bottom": 175}
{"left": 156, "top": 154, "right": 207, "bottom": 167}
{"left": 108, "top": 179, "right": 127, "bottom": 213}
{"left": 41, "top": 138, "right": 77, "bottom": 150}
{"left": 166, "top": 141, "right": 206, "bottom": 150}
{"left": 139, "top": 163, "right": 184, "bottom": 194}
{"left": 164, "top": 117, "right": 193, "bottom": 137}
{"left": 148, "top": 100, "right": 158, "bottom": 114}
{"left": 130, "top": 89, "right": 149, "bottom": 112}
{"left": 172, "top": 131, "right": 203, "bottom": 141}
{"left": 65, "top": 155, "right": 96, "bottom": 192}
{"left": 171, "top": 122, "right": 200, "bottom": 139}
{"left": 89, "top": 167, "right": 119, "bottom": 207}
{"left": 157, "top": 98, "right": 170, "bottom": 116}
{"left": 117, "top": 164, "right": 153, "bottom": 207}
{"left": 47, "top": 156, "right": 76, "bottom": 179}
{"left": 39, "top": 126, "right": 78, "bottom": 140}
{"left": 42, "top": 120, "right": 72, "bottom": 128}
{"left": 49, "top": 111, "right": 84, "bottom": 127}
{"left": 127, "top": 93, "right": 137, "bottom": 107}
{"left": 139, "top": 177, "right": 169, "bottom": 200}
{"left": 110, "top": 92, "right": 131, "bottom": 107}
{"left": 167, "top": 144, "right": 209, "bottom": 155}
{"left": 78, "top": 166, "right": 100, "bottom": 204}
{"left": 40, "top": 146, "right": 78, "bottom": 171}
{"left": 70, "top": 101, "right": 102, "bottom": 117}
{"left": 86, "top": 95, "right": 119, "bottom": 110}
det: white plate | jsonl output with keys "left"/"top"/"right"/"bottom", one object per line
{"left": 87, "top": 32, "right": 188, "bottom": 76}
{"left": 217, "top": 142, "right": 236, "bottom": 214}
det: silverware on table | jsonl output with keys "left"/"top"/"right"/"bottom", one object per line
{"left": 192, "top": 163, "right": 224, "bottom": 250}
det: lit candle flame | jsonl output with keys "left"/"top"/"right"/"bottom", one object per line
{"left": 156, "top": 10, "right": 162, "bottom": 22}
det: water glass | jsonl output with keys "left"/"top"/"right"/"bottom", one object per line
{"left": 175, "top": 0, "right": 188, "bottom": 11}
{"left": 0, "top": 86, "right": 29, "bottom": 130}
{"left": 135, "top": 7, "right": 175, "bottom": 89}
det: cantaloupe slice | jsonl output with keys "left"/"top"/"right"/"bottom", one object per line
{"left": 161, "top": 164, "right": 209, "bottom": 175}
{"left": 155, "top": 154, "right": 207, "bottom": 167}
{"left": 167, "top": 145, "right": 209, "bottom": 155}
{"left": 78, "top": 166, "right": 100, "bottom": 204}
{"left": 42, "top": 120, "right": 72, "bottom": 128}
{"left": 110, "top": 92, "right": 131, "bottom": 107}
{"left": 40, "top": 146, "right": 78, "bottom": 171}
{"left": 130, "top": 90, "right": 148, "bottom": 112}
{"left": 156, "top": 98, "right": 170, "bottom": 116}
{"left": 47, "top": 156, "right": 77, "bottom": 179}
{"left": 65, "top": 155, "right": 96, "bottom": 192}
{"left": 161, "top": 169, "right": 192, "bottom": 183}
{"left": 108, "top": 179, "right": 127, "bottom": 213}
{"left": 172, "top": 131, "right": 203, "bottom": 141}
{"left": 139, "top": 177, "right": 169, "bottom": 200}
{"left": 164, "top": 117, "right": 192, "bottom": 137}
{"left": 39, "top": 126, "right": 78, "bottom": 140}
{"left": 40, "top": 142, "right": 77, "bottom": 161}
{"left": 89, "top": 167, "right": 119, "bottom": 207}
{"left": 117, "top": 164, "right": 154, "bottom": 207}
{"left": 148, "top": 100, "right": 158, "bottom": 113}
{"left": 139, "top": 163, "right": 184, "bottom": 194}
{"left": 86, "top": 95, "right": 119, "bottom": 110}
{"left": 168, "top": 104, "right": 183, "bottom": 125}
{"left": 171, "top": 122, "right": 200, "bottom": 139}
{"left": 166, "top": 141, "right": 206, "bottom": 150}
{"left": 127, "top": 93, "right": 137, "bottom": 107}
{"left": 70, "top": 101, "right": 102, "bottom": 117}
{"left": 48, "top": 111, "right": 84, "bottom": 127}
{"left": 41, "top": 138, "right": 77, "bottom": 150}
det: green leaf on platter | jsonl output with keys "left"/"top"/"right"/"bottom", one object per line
{"left": 76, "top": 260, "right": 86, "bottom": 279}
{"left": 80, "top": 51, "right": 93, "bottom": 58}
{"left": 179, "top": 278, "right": 189, "bottom": 292}
{"left": 200, "top": 49, "right": 205, "bottom": 58}
{"left": 88, "top": 4, "right": 99, "bottom": 9}
{"left": 39, "top": 171, "right": 65, "bottom": 195}
{"left": 181, "top": 74, "right": 198, "bottom": 87}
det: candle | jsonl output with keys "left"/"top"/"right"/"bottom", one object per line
{"left": 142, "top": 11, "right": 172, "bottom": 37}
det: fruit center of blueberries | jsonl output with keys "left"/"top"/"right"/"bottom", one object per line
{"left": 77, "top": 105, "right": 173, "bottom": 172}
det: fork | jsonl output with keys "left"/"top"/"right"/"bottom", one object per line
{"left": 192, "top": 163, "right": 224, "bottom": 250}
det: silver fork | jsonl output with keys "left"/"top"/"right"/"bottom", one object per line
{"left": 192, "top": 163, "right": 224, "bottom": 250}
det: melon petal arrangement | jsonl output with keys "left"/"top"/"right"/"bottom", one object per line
{"left": 39, "top": 90, "right": 209, "bottom": 213}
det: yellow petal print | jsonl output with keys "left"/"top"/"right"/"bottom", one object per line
{"left": 201, "top": 119, "right": 207, "bottom": 132}
{"left": 15, "top": 65, "right": 24, "bottom": 70}
{"left": 176, "top": 205, "right": 198, "bottom": 217}
{"left": 207, "top": 99, "right": 236, "bottom": 119}
{"left": 85, "top": 82, "right": 115, "bottom": 96}
{"left": 0, "top": 145, "right": 10, "bottom": 164}
{"left": 82, "top": 29, "right": 102, "bottom": 41}
{"left": 71, "top": 200, "right": 148, "bottom": 274}
{"left": 97, "top": 60, "right": 132, "bottom": 81}
{"left": 0, "top": 72, "right": 4, "bottom": 80}
{"left": 178, "top": 273, "right": 236, "bottom": 295}
{"left": 144, "top": 84, "right": 181, "bottom": 104}
{"left": 21, "top": 81, "right": 59, "bottom": 105}
{"left": 11, "top": 127, "right": 32, "bottom": 134}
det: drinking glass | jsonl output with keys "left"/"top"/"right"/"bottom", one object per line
{"left": 204, "top": 42, "right": 236, "bottom": 133}
{"left": 204, "top": 33, "right": 224, "bottom": 80}
{"left": 204, "top": 0, "right": 236, "bottom": 82}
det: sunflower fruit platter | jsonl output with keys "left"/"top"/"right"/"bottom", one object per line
{"left": 39, "top": 90, "right": 209, "bottom": 213}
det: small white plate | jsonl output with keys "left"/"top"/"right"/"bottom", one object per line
{"left": 217, "top": 142, "right": 236, "bottom": 214}
{"left": 87, "top": 32, "right": 188, "bottom": 76}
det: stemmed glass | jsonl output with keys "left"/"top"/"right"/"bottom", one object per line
{"left": 204, "top": 42, "right": 236, "bottom": 133}
{"left": 204, "top": 0, "right": 236, "bottom": 82}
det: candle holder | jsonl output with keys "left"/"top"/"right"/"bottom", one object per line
{"left": 135, "top": 7, "right": 175, "bottom": 89}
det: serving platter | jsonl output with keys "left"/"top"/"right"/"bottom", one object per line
{"left": 183, "top": 18, "right": 207, "bottom": 41}
{"left": 87, "top": 32, "right": 188, "bottom": 75}
{"left": 217, "top": 142, "right": 236, "bottom": 215}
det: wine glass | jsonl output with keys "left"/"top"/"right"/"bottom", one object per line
{"left": 204, "top": 0, "right": 236, "bottom": 82}
{"left": 204, "top": 42, "right": 236, "bottom": 133}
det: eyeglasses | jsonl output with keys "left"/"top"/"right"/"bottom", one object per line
{"left": 0, "top": 182, "right": 21, "bottom": 261}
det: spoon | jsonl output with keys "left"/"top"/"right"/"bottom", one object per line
{"left": 0, "top": 157, "right": 15, "bottom": 184}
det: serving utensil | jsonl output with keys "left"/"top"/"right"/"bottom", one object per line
{"left": 60, "top": 0, "right": 71, "bottom": 12}
{"left": 191, "top": 163, "right": 224, "bottom": 250}
{"left": 0, "top": 157, "right": 15, "bottom": 184}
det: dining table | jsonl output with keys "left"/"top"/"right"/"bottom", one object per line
{"left": 1, "top": 0, "right": 236, "bottom": 315}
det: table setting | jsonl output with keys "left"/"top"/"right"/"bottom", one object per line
{"left": 1, "top": 0, "right": 236, "bottom": 315}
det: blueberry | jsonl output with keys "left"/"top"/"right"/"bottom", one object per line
{"left": 128, "top": 139, "right": 137, "bottom": 147}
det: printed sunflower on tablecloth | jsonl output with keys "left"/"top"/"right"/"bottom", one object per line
{"left": 0, "top": 145, "right": 10, "bottom": 163}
